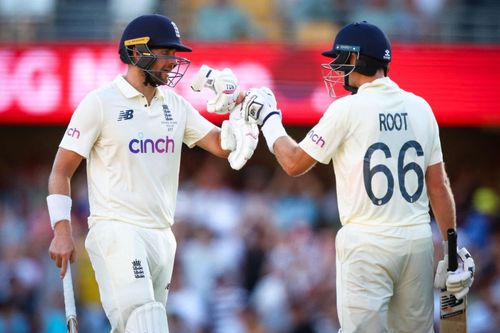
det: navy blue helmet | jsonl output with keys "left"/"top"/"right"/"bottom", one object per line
{"left": 321, "top": 21, "right": 392, "bottom": 97}
{"left": 322, "top": 21, "right": 391, "bottom": 64}
{"left": 118, "top": 14, "right": 192, "bottom": 87}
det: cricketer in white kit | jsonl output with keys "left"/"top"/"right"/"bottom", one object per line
{"left": 238, "top": 21, "right": 475, "bottom": 332}
{"left": 302, "top": 76, "right": 439, "bottom": 332}
{"left": 64, "top": 75, "right": 210, "bottom": 329}
{"left": 46, "top": 14, "right": 258, "bottom": 333}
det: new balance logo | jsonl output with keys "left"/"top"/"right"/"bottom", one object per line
{"left": 132, "top": 259, "right": 145, "bottom": 278}
{"left": 118, "top": 110, "right": 134, "bottom": 121}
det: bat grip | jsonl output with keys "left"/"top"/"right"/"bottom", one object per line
{"left": 63, "top": 263, "right": 77, "bottom": 322}
{"left": 447, "top": 228, "right": 458, "bottom": 272}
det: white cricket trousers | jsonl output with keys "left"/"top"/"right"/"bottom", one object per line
{"left": 336, "top": 223, "right": 434, "bottom": 333}
{"left": 85, "top": 221, "right": 177, "bottom": 333}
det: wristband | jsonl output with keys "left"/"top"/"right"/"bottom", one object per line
{"left": 46, "top": 194, "right": 72, "bottom": 229}
{"left": 262, "top": 113, "right": 287, "bottom": 153}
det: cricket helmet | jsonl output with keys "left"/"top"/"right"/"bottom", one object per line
{"left": 321, "top": 21, "right": 392, "bottom": 97}
{"left": 118, "top": 14, "right": 192, "bottom": 87}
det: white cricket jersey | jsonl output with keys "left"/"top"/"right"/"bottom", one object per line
{"left": 60, "top": 75, "right": 215, "bottom": 229}
{"left": 299, "top": 77, "right": 443, "bottom": 227}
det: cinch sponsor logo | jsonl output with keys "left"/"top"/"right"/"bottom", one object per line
{"left": 128, "top": 136, "right": 175, "bottom": 154}
{"left": 307, "top": 130, "right": 325, "bottom": 148}
{"left": 66, "top": 127, "right": 80, "bottom": 139}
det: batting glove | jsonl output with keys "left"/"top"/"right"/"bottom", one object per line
{"left": 434, "top": 241, "right": 449, "bottom": 290}
{"left": 241, "top": 87, "right": 287, "bottom": 153}
{"left": 191, "top": 64, "right": 239, "bottom": 115}
{"left": 242, "top": 87, "right": 279, "bottom": 125}
{"left": 446, "top": 247, "right": 475, "bottom": 300}
{"left": 434, "top": 242, "right": 475, "bottom": 300}
{"left": 220, "top": 110, "right": 259, "bottom": 170}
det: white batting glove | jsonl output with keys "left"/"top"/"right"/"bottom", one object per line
{"left": 446, "top": 247, "right": 475, "bottom": 300}
{"left": 221, "top": 120, "right": 236, "bottom": 151}
{"left": 241, "top": 87, "right": 287, "bottom": 153}
{"left": 242, "top": 87, "right": 280, "bottom": 125}
{"left": 434, "top": 242, "right": 475, "bottom": 300}
{"left": 191, "top": 64, "right": 239, "bottom": 115}
{"left": 434, "top": 241, "right": 448, "bottom": 290}
{"left": 220, "top": 111, "right": 259, "bottom": 170}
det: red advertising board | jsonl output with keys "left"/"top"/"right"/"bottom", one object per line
{"left": 0, "top": 42, "right": 499, "bottom": 126}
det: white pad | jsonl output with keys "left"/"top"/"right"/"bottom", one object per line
{"left": 125, "top": 302, "right": 169, "bottom": 333}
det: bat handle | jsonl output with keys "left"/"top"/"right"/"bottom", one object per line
{"left": 447, "top": 228, "right": 458, "bottom": 272}
{"left": 63, "top": 263, "right": 78, "bottom": 332}
{"left": 67, "top": 317, "right": 78, "bottom": 333}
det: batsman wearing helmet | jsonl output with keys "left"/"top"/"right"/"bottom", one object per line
{"left": 239, "top": 22, "right": 475, "bottom": 332}
{"left": 46, "top": 14, "right": 257, "bottom": 332}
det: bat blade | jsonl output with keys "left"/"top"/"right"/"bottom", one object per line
{"left": 440, "top": 290, "right": 466, "bottom": 332}
{"left": 440, "top": 229, "right": 467, "bottom": 333}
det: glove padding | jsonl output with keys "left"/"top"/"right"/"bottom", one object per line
{"left": 434, "top": 245, "right": 475, "bottom": 300}
{"left": 241, "top": 87, "right": 287, "bottom": 153}
{"left": 220, "top": 111, "right": 259, "bottom": 170}
{"left": 241, "top": 87, "right": 281, "bottom": 125}
{"left": 191, "top": 65, "right": 239, "bottom": 115}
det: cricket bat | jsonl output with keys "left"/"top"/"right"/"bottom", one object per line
{"left": 439, "top": 229, "right": 467, "bottom": 333}
{"left": 63, "top": 263, "right": 78, "bottom": 333}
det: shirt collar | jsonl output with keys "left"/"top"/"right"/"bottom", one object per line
{"left": 114, "top": 75, "right": 166, "bottom": 102}
{"left": 357, "top": 76, "right": 399, "bottom": 93}
{"left": 114, "top": 75, "right": 141, "bottom": 98}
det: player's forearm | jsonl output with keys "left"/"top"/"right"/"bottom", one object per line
{"left": 47, "top": 170, "right": 72, "bottom": 237}
{"left": 48, "top": 162, "right": 76, "bottom": 234}
{"left": 274, "top": 136, "right": 312, "bottom": 177}
{"left": 48, "top": 148, "right": 82, "bottom": 196}
{"left": 48, "top": 170, "right": 72, "bottom": 196}
{"left": 197, "top": 128, "right": 231, "bottom": 158}
{"left": 428, "top": 184, "right": 456, "bottom": 240}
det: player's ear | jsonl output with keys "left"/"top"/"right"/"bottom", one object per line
{"left": 349, "top": 53, "right": 358, "bottom": 65}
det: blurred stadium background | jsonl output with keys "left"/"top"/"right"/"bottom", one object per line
{"left": 1, "top": 0, "right": 499, "bottom": 332}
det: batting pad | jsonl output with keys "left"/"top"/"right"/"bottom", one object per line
{"left": 125, "top": 302, "right": 168, "bottom": 333}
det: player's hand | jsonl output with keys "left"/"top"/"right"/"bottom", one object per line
{"left": 434, "top": 243, "right": 475, "bottom": 300}
{"left": 191, "top": 64, "right": 239, "bottom": 114}
{"left": 241, "top": 87, "right": 281, "bottom": 126}
{"left": 446, "top": 247, "right": 475, "bottom": 299}
{"left": 220, "top": 110, "right": 259, "bottom": 170}
{"left": 48, "top": 221, "right": 76, "bottom": 279}
{"left": 241, "top": 87, "right": 287, "bottom": 153}
{"left": 434, "top": 252, "right": 448, "bottom": 290}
